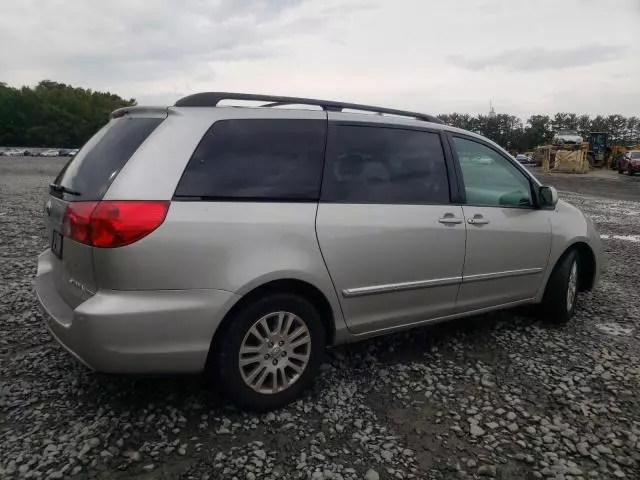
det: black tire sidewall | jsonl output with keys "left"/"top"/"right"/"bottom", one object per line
{"left": 541, "top": 250, "right": 579, "bottom": 323}
{"left": 214, "top": 293, "right": 325, "bottom": 412}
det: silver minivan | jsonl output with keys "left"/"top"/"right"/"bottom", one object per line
{"left": 36, "top": 93, "right": 602, "bottom": 411}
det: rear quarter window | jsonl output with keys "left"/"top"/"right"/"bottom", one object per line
{"left": 55, "top": 116, "right": 163, "bottom": 200}
{"left": 174, "top": 119, "right": 327, "bottom": 201}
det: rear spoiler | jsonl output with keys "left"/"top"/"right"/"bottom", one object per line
{"left": 110, "top": 106, "right": 169, "bottom": 119}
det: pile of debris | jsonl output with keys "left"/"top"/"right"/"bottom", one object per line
{"left": 536, "top": 144, "right": 589, "bottom": 174}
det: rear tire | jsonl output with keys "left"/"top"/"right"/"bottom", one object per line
{"left": 212, "top": 293, "right": 325, "bottom": 412}
{"left": 539, "top": 250, "right": 579, "bottom": 324}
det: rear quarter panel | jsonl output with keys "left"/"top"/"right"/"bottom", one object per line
{"left": 92, "top": 202, "right": 348, "bottom": 342}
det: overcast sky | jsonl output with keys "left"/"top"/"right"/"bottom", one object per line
{"left": 1, "top": 0, "right": 639, "bottom": 119}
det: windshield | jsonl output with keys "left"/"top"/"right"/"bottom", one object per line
{"left": 631, "top": 152, "right": 640, "bottom": 159}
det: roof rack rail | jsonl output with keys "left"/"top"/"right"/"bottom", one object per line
{"left": 174, "top": 92, "right": 443, "bottom": 124}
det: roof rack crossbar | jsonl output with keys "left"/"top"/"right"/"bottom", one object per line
{"left": 174, "top": 92, "right": 442, "bottom": 124}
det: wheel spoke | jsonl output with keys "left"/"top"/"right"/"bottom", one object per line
{"left": 252, "top": 366, "right": 270, "bottom": 390}
{"left": 288, "top": 352, "right": 310, "bottom": 364}
{"left": 290, "top": 335, "right": 311, "bottom": 350}
{"left": 249, "top": 326, "right": 269, "bottom": 344}
{"left": 272, "top": 368, "right": 281, "bottom": 394}
{"left": 282, "top": 313, "right": 294, "bottom": 336}
{"left": 239, "top": 344, "right": 262, "bottom": 355}
{"left": 279, "top": 366, "right": 291, "bottom": 389}
{"left": 274, "top": 312, "right": 285, "bottom": 336}
{"left": 288, "top": 326, "right": 306, "bottom": 343}
{"left": 239, "top": 354, "right": 262, "bottom": 367}
{"left": 259, "top": 317, "right": 273, "bottom": 337}
{"left": 245, "top": 364, "right": 266, "bottom": 385}
{"left": 286, "top": 360, "right": 304, "bottom": 374}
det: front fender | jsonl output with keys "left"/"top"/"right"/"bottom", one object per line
{"left": 536, "top": 200, "right": 602, "bottom": 300}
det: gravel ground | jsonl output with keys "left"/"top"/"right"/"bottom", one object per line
{"left": 1, "top": 157, "right": 639, "bottom": 480}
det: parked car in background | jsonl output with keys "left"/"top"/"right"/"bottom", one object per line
{"left": 40, "top": 149, "right": 60, "bottom": 157}
{"left": 68, "top": 149, "right": 79, "bottom": 156}
{"left": 515, "top": 154, "right": 532, "bottom": 165}
{"left": 58, "top": 149, "right": 77, "bottom": 156}
{"left": 619, "top": 150, "right": 640, "bottom": 176}
{"left": 553, "top": 129, "right": 583, "bottom": 146}
{"left": 36, "top": 92, "right": 602, "bottom": 411}
{"left": 4, "top": 149, "right": 25, "bottom": 156}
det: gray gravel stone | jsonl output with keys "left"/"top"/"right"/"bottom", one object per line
{"left": 365, "top": 469, "right": 380, "bottom": 480}
{"left": 477, "top": 464, "right": 497, "bottom": 477}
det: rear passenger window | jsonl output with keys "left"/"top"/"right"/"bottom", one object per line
{"left": 57, "top": 117, "right": 163, "bottom": 201}
{"left": 322, "top": 126, "right": 450, "bottom": 204}
{"left": 174, "top": 119, "right": 326, "bottom": 200}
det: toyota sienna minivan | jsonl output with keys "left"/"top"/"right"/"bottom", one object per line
{"left": 36, "top": 92, "right": 602, "bottom": 411}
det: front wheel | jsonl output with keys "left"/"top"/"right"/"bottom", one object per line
{"left": 628, "top": 169, "right": 635, "bottom": 176}
{"left": 212, "top": 293, "right": 325, "bottom": 411}
{"left": 539, "top": 250, "right": 579, "bottom": 324}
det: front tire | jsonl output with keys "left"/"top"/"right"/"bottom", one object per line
{"left": 539, "top": 250, "right": 579, "bottom": 324}
{"left": 628, "top": 169, "right": 634, "bottom": 176}
{"left": 212, "top": 293, "right": 325, "bottom": 411}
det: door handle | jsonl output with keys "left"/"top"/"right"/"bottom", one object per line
{"left": 438, "top": 215, "right": 463, "bottom": 225}
{"left": 467, "top": 216, "right": 490, "bottom": 225}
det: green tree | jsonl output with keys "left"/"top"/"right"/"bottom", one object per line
{"left": 590, "top": 115, "right": 608, "bottom": 133}
{"left": 605, "top": 114, "right": 627, "bottom": 143}
{"left": 0, "top": 80, "right": 135, "bottom": 147}
{"left": 524, "top": 115, "right": 553, "bottom": 147}
{"left": 577, "top": 115, "right": 591, "bottom": 139}
{"left": 625, "top": 117, "right": 640, "bottom": 145}
{"left": 437, "top": 113, "right": 477, "bottom": 131}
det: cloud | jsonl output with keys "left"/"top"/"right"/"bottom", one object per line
{"left": 450, "top": 45, "right": 629, "bottom": 72}
{"left": 0, "top": 0, "right": 323, "bottom": 86}
{"left": 0, "top": 0, "right": 638, "bottom": 117}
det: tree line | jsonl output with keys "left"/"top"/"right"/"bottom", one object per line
{"left": 437, "top": 112, "right": 640, "bottom": 153}
{"left": 0, "top": 81, "right": 135, "bottom": 148}
{"left": 1, "top": 80, "right": 638, "bottom": 152}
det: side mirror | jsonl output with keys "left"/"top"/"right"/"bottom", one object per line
{"left": 539, "top": 185, "right": 558, "bottom": 208}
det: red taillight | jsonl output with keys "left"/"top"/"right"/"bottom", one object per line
{"left": 62, "top": 202, "right": 97, "bottom": 244}
{"left": 62, "top": 201, "right": 169, "bottom": 248}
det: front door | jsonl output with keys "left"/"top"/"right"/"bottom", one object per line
{"left": 316, "top": 120, "right": 466, "bottom": 334}
{"left": 450, "top": 135, "right": 552, "bottom": 312}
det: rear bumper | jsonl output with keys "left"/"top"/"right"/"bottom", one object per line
{"left": 35, "top": 249, "right": 239, "bottom": 374}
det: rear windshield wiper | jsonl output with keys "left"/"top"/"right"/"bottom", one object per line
{"left": 49, "top": 183, "right": 81, "bottom": 196}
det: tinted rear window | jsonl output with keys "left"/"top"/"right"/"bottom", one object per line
{"left": 174, "top": 119, "right": 326, "bottom": 200}
{"left": 55, "top": 117, "right": 163, "bottom": 200}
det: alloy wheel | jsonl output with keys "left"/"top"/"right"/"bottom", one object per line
{"left": 238, "top": 311, "right": 312, "bottom": 394}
